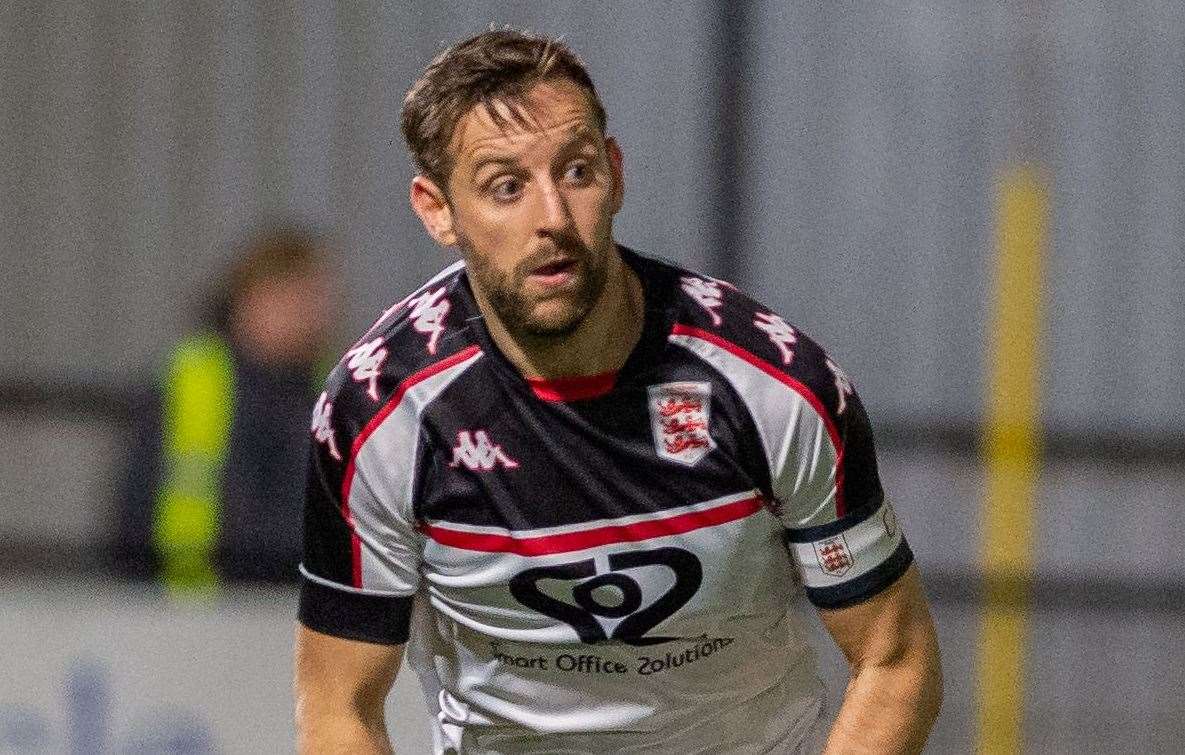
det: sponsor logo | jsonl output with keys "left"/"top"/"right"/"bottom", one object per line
{"left": 488, "top": 635, "right": 735, "bottom": 677}
{"left": 310, "top": 392, "right": 342, "bottom": 461}
{"left": 449, "top": 430, "right": 519, "bottom": 472}
{"left": 635, "top": 636, "right": 735, "bottom": 675}
{"left": 753, "top": 311, "right": 797, "bottom": 365}
{"left": 825, "top": 357, "right": 854, "bottom": 414}
{"left": 814, "top": 535, "right": 854, "bottom": 577}
{"left": 680, "top": 276, "right": 727, "bottom": 326}
{"left": 509, "top": 547, "right": 703, "bottom": 646}
{"left": 407, "top": 286, "right": 450, "bottom": 355}
{"left": 345, "top": 338, "right": 388, "bottom": 401}
{"left": 648, "top": 382, "right": 715, "bottom": 466}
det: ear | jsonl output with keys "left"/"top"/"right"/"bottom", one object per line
{"left": 410, "top": 176, "right": 458, "bottom": 247}
{"left": 606, "top": 136, "right": 624, "bottom": 214}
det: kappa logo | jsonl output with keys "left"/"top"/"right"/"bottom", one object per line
{"left": 648, "top": 382, "right": 715, "bottom": 466}
{"left": 754, "top": 311, "right": 797, "bottom": 365}
{"left": 310, "top": 392, "right": 342, "bottom": 461}
{"left": 345, "top": 338, "right": 388, "bottom": 401}
{"left": 680, "top": 276, "right": 727, "bottom": 326}
{"left": 825, "top": 358, "right": 854, "bottom": 414}
{"left": 449, "top": 430, "right": 519, "bottom": 472}
{"left": 814, "top": 535, "right": 854, "bottom": 577}
{"left": 407, "top": 286, "right": 450, "bottom": 355}
{"left": 509, "top": 547, "right": 703, "bottom": 646}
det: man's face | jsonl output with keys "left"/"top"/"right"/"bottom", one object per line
{"left": 234, "top": 266, "right": 335, "bottom": 366}
{"left": 427, "top": 78, "right": 623, "bottom": 338}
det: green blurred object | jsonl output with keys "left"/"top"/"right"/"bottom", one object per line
{"left": 152, "top": 331, "right": 235, "bottom": 596}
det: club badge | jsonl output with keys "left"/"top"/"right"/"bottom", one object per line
{"left": 648, "top": 382, "right": 715, "bottom": 466}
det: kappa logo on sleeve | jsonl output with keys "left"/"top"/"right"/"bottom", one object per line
{"left": 825, "top": 358, "right": 854, "bottom": 414}
{"left": 648, "top": 382, "right": 715, "bottom": 466}
{"left": 680, "top": 276, "right": 728, "bottom": 326}
{"left": 310, "top": 392, "right": 342, "bottom": 461}
{"left": 345, "top": 338, "right": 388, "bottom": 401}
{"left": 813, "top": 535, "right": 854, "bottom": 577}
{"left": 449, "top": 430, "right": 519, "bottom": 472}
{"left": 407, "top": 286, "right": 450, "bottom": 355}
{"left": 753, "top": 312, "right": 797, "bottom": 365}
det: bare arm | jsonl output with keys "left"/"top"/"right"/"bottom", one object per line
{"left": 819, "top": 565, "right": 942, "bottom": 754}
{"left": 294, "top": 623, "right": 404, "bottom": 754}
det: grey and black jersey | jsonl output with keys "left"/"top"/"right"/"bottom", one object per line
{"left": 299, "top": 248, "right": 912, "bottom": 754}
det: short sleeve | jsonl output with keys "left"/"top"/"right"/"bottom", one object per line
{"left": 768, "top": 358, "right": 913, "bottom": 609}
{"left": 298, "top": 386, "right": 421, "bottom": 644}
{"left": 668, "top": 320, "right": 914, "bottom": 610}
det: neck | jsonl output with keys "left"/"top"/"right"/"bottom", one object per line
{"left": 478, "top": 246, "right": 643, "bottom": 379}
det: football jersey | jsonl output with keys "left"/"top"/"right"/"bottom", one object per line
{"left": 299, "top": 248, "right": 912, "bottom": 754}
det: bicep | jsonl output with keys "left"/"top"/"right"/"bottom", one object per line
{"left": 818, "top": 565, "right": 939, "bottom": 670}
{"left": 294, "top": 623, "right": 404, "bottom": 720}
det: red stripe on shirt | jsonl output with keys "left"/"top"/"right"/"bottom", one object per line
{"left": 422, "top": 494, "right": 764, "bottom": 556}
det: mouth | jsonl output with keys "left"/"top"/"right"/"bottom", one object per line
{"left": 527, "top": 256, "right": 579, "bottom": 287}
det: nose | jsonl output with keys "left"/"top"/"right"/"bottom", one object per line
{"left": 535, "top": 181, "right": 575, "bottom": 237}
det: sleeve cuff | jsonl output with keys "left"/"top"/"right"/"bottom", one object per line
{"left": 804, "top": 538, "right": 913, "bottom": 609}
{"left": 297, "top": 574, "right": 414, "bottom": 645}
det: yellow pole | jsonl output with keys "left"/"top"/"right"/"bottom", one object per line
{"left": 974, "top": 164, "right": 1047, "bottom": 754}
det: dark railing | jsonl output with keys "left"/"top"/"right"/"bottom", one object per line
{"left": 2, "top": 377, "right": 1181, "bottom": 613}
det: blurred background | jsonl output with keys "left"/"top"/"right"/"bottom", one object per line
{"left": 2, "top": 2, "right": 1183, "bottom": 752}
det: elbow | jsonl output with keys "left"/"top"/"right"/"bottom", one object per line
{"left": 351, "top": 686, "right": 391, "bottom": 735}
{"left": 293, "top": 687, "right": 389, "bottom": 753}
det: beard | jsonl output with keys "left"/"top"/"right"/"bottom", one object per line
{"left": 460, "top": 230, "right": 611, "bottom": 339}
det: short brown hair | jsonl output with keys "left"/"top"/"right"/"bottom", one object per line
{"left": 401, "top": 28, "right": 607, "bottom": 188}
{"left": 228, "top": 226, "right": 324, "bottom": 300}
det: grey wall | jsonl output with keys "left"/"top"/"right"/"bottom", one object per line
{"left": 741, "top": 4, "right": 1008, "bottom": 428}
{"left": 5, "top": 2, "right": 1181, "bottom": 435}
{"left": 741, "top": 3, "right": 1185, "bottom": 435}
{"left": 0, "top": 1, "right": 719, "bottom": 383}
{"left": 2, "top": 2, "right": 1182, "bottom": 438}
{"left": 1046, "top": 2, "right": 1185, "bottom": 437}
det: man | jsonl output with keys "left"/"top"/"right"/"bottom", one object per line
{"left": 295, "top": 29, "right": 941, "bottom": 754}
{"left": 115, "top": 226, "right": 334, "bottom": 591}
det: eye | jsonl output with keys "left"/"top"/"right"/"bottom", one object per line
{"left": 563, "top": 160, "right": 592, "bottom": 184}
{"left": 489, "top": 176, "right": 522, "bottom": 201}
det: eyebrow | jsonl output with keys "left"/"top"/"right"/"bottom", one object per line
{"left": 469, "top": 156, "right": 518, "bottom": 181}
{"left": 467, "top": 128, "right": 601, "bottom": 181}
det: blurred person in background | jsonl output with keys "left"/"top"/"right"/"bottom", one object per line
{"left": 111, "top": 225, "right": 335, "bottom": 592}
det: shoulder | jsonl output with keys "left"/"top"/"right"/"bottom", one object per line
{"left": 651, "top": 258, "right": 854, "bottom": 429}
{"left": 314, "top": 261, "right": 483, "bottom": 441}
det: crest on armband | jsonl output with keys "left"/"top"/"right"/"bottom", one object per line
{"left": 813, "top": 535, "right": 854, "bottom": 577}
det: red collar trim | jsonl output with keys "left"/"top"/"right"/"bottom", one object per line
{"left": 526, "top": 370, "right": 619, "bottom": 402}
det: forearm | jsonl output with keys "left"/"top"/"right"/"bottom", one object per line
{"left": 295, "top": 698, "right": 394, "bottom": 755}
{"left": 823, "top": 658, "right": 942, "bottom": 754}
